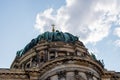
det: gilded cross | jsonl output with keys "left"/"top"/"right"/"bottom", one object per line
{"left": 52, "top": 24, "right": 55, "bottom": 32}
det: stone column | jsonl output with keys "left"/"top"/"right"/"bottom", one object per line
{"left": 66, "top": 72, "right": 74, "bottom": 80}
{"left": 48, "top": 52, "right": 50, "bottom": 60}
{"left": 78, "top": 72, "right": 87, "bottom": 80}
{"left": 45, "top": 50, "right": 48, "bottom": 61}
{"left": 55, "top": 51, "right": 58, "bottom": 58}
{"left": 30, "top": 58, "right": 32, "bottom": 67}
{"left": 22, "top": 64, "right": 24, "bottom": 69}
{"left": 93, "top": 76, "right": 97, "bottom": 80}
{"left": 50, "top": 75, "right": 58, "bottom": 80}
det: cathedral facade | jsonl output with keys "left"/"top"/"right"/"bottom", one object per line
{"left": 0, "top": 30, "right": 120, "bottom": 80}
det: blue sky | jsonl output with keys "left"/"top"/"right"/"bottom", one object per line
{"left": 0, "top": 0, "right": 120, "bottom": 72}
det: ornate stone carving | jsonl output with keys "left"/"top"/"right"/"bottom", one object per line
{"left": 85, "top": 72, "right": 94, "bottom": 80}
{"left": 1, "top": 31, "right": 120, "bottom": 80}
{"left": 74, "top": 70, "right": 86, "bottom": 80}
{"left": 57, "top": 70, "right": 66, "bottom": 79}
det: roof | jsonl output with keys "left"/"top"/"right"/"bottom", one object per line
{"left": 16, "top": 30, "right": 79, "bottom": 57}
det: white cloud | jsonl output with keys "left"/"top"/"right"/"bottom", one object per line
{"left": 34, "top": 8, "right": 56, "bottom": 33}
{"left": 88, "top": 47, "right": 99, "bottom": 58}
{"left": 34, "top": 0, "right": 120, "bottom": 44}
{"left": 114, "top": 27, "right": 120, "bottom": 37}
{"left": 114, "top": 27, "right": 120, "bottom": 47}
{"left": 114, "top": 40, "right": 120, "bottom": 47}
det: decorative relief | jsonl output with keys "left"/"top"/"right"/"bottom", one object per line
{"left": 57, "top": 70, "right": 66, "bottom": 79}
{"left": 76, "top": 51, "right": 82, "bottom": 56}
{"left": 31, "top": 55, "right": 38, "bottom": 67}
{"left": 74, "top": 70, "right": 86, "bottom": 80}
{"left": 85, "top": 72, "right": 94, "bottom": 80}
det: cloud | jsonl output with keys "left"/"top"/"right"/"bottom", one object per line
{"left": 114, "top": 27, "right": 120, "bottom": 47}
{"left": 34, "top": 8, "right": 56, "bottom": 33}
{"left": 34, "top": 0, "right": 120, "bottom": 44}
{"left": 114, "top": 27, "right": 120, "bottom": 37}
{"left": 114, "top": 40, "right": 120, "bottom": 47}
{"left": 88, "top": 47, "right": 99, "bottom": 58}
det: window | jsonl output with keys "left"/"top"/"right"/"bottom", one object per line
{"left": 77, "top": 51, "right": 82, "bottom": 56}
{"left": 40, "top": 53, "right": 44, "bottom": 62}
{"left": 26, "top": 63, "right": 30, "bottom": 68}
{"left": 50, "top": 52, "right": 55, "bottom": 59}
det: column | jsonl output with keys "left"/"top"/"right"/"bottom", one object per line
{"left": 50, "top": 75, "right": 58, "bottom": 80}
{"left": 45, "top": 50, "right": 48, "bottom": 61}
{"left": 78, "top": 72, "right": 87, "bottom": 80}
{"left": 30, "top": 58, "right": 32, "bottom": 67}
{"left": 66, "top": 72, "right": 74, "bottom": 80}
{"left": 22, "top": 64, "right": 24, "bottom": 69}
{"left": 55, "top": 51, "right": 58, "bottom": 58}
{"left": 48, "top": 52, "right": 50, "bottom": 60}
{"left": 93, "top": 76, "right": 97, "bottom": 80}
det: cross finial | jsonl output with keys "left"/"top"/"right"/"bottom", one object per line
{"left": 52, "top": 24, "right": 55, "bottom": 32}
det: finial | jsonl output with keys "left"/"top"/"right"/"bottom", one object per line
{"left": 52, "top": 24, "right": 55, "bottom": 32}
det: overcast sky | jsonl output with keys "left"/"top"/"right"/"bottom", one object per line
{"left": 0, "top": 0, "right": 120, "bottom": 72}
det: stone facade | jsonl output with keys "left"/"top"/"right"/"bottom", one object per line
{"left": 0, "top": 31, "right": 120, "bottom": 80}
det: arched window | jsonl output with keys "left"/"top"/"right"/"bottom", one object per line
{"left": 26, "top": 63, "right": 30, "bottom": 68}
{"left": 49, "top": 51, "right": 55, "bottom": 59}
{"left": 40, "top": 52, "right": 44, "bottom": 62}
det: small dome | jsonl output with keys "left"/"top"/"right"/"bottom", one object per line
{"left": 16, "top": 30, "right": 78, "bottom": 57}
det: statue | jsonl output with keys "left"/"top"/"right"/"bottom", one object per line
{"left": 16, "top": 49, "right": 24, "bottom": 57}
{"left": 91, "top": 53, "right": 97, "bottom": 60}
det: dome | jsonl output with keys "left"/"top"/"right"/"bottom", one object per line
{"left": 11, "top": 30, "right": 106, "bottom": 80}
{"left": 16, "top": 30, "right": 79, "bottom": 56}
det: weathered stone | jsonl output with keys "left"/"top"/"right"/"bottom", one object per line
{"left": 0, "top": 31, "right": 120, "bottom": 80}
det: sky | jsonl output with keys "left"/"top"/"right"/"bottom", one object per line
{"left": 0, "top": 0, "right": 120, "bottom": 72}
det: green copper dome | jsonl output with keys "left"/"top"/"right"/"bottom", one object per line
{"left": 16, "top": 30, "right": 78, "bottom": 56}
